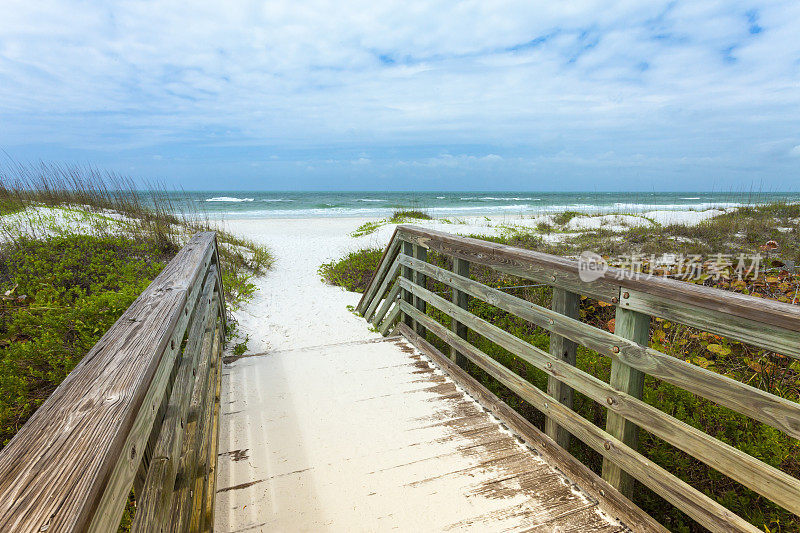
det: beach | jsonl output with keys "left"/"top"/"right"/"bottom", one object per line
{"left": 218, "top": 209, "right": 731, "bottom": 354}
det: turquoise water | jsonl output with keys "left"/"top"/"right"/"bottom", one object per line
{"left": 165, "top": 191, "right": 800, "bottom": 219}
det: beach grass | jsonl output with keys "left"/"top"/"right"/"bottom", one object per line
{"left": 350, "top": 209, "right": 433, "bottom": 237}
{"left": 389, "top": 209, "right": 432, "bottom": 221}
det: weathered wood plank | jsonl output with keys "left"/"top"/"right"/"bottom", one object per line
{"left": 132, "top": 272, "right": 218, "bottom": 532}
{"left": 371, "top": 281, "right": 401, "bottom": 327}
{"left": 602, "top": 307, "right": 649, "bottom": 497}
{"left": 200, "top": 325, "right": 223, "bottom": 533}
{"left": 401, "top": 240, "right": 414, "bottom": 328}
{"left": 621, "top": 288, "right": 800, "bottom": 359}
{"left": 379, "top": 302, "right": 402, "bottom": 336}
{"left": 396, "top": 225, "right": 800, "bottom": 333}
{"left": 171, "top": 294, "right": 220, "bottom": 532}
{"left": 413, "top": 243, "right": 427, "bottom": 337}
{"left": 396, "top": 322, "right": 669, "bottom": 533}
{"left": 0, "top": 232, "right": 219, "bottom": 533}
{"left": 397, "top": 277, "right": 800, "bottom": 516}
{"left": 356, "top": 227, "right": 401, "bottom": 314}
{"left": 450, "top": 257, "right": 470, "bottom": 367}
{"left": 364, "top": 259, "right": 401, "bottom": 322}
{"left": 192, "top": 324, "right": 220, "bottom": 528}
{"left": 545, "top": 287, "right": 579, "bottom": 450}
{"left": 399, "top": 302, "right": 760, "bottom": 533}
{"left": 398, "top": 255, "right": 800, "bottom": 441}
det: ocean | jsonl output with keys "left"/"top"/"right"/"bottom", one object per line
{"left": 167, "top": 191, "right": 800, "bottom": 219}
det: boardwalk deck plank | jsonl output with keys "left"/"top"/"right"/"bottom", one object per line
{"left": 215, "top": 336, "right": 643, "bottom": 532}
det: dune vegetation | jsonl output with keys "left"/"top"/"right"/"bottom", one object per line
{"left": 0, "top": 162, "right": 273, "bottom": 449}
{"left": 321, "top": 203, "right": 800, "bottom": 531}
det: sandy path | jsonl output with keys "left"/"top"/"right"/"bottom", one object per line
{"left": 221, "top": 217, "right": 388, "bottom": 353}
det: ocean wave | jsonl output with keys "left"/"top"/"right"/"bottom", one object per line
{"left": 680, "top": 197, "right": 701, "bottom": 200}
{"left": 610, "top": 202, "right": 741, "bottom": 211}
{"left": 479, "top": 196, "right": 540, "bottom": 201}
{"left": 357, "top": 198, "right": 386, "bottom": 202}
{"left": 261, "top": 198, "right": 293, "bottom": 202}
{"left": 205, "top": 196, "right": 254, "bottom": 202}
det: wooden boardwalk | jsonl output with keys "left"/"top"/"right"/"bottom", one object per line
{"left": 3, "top": 228, "right": 797, "bottom": 532}
{"left": 215, "top": 336, "right": 633, "bottom": 532}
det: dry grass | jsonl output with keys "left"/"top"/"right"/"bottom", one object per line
{"left": 0, "top": 160, "right": 273, "bottom": 306}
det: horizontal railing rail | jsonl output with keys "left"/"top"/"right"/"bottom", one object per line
{"left": 0, "top": 232, "right": 226, "bottom": 533}
{"left": 357, "top": 224, "right": 800, "bottom": 533}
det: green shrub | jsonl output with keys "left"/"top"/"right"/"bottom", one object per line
{"left": 390, "top": 209, "right": 432, "bottom": 222}
{"left": 318, "top": 248, "right": 383, "bottom": 293}
{"left": 552, "top": 210, "right": 581, "bottom": 225}
{"left": 0, "top": 235, "right": 169, "bottom": 446}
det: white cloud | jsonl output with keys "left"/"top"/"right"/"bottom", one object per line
{"left": 0, "top": 1, "right": 798, "bottom": 187}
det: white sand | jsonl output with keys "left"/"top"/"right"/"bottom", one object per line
{"left": 219, "top": 208, "right": 727, "bottom": 352}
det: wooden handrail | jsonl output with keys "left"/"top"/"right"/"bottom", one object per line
{"left": 355, "top": 227, "right": 401, "bottom": 314}
{"left": 359, "top": 225, "right": 800, "bottom": 533}
{"left": 0, "top": 232, "right": 226, "bottom": 532}
{"left": 396, "top": 225, "right": 800, "bottom": 357}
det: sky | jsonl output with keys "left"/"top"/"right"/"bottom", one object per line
{"left": 1, "top": 1, "right": 799, "bottom": 191}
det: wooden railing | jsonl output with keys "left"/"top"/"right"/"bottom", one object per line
{"left": 0, "top": 232, "right": 226, "bottom": 532}
{"left": 357, "top": 225, "right": 800, "bottom": 533}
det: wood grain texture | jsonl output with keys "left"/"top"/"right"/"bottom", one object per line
{"left": 132, "top": 273, "right": 218, "bottom": 532}
{"left": 170, "top": 294, "right": 220, "bottom": 533}
{"left": 370, "top": 281, "right": 401, "bottom": 327}
{"left": 398, "top": 254, "right": 800, "bottom": 441}
{"left": 413, "top": 243, "right": 427, "bottom": 337}
{"left": 0, "top": 232, "right": 220, "bottom": 533}
{"left": 602, "top": 307, "right": 649, "bottom": 498}
{"left": 396, "top": 225, "right": 800, "bottom": 333}
{"left": 363, "top": 259, "right": 400, "bottom": 323}
{"left": 399, "top": 302, "right": 760, "bottom": 533}
{"left": 450, "top": 257, "right": 470, "bottom": 367}
{"left": 379, "top": 302, "right": 402, "bottom": 336}
{"left": 356, "top": 227, "right": 401, "bottom": 314}
{"left": 397, "top": 276, "right": 800, "bottom": 516}
{"left": 401, "top": 240, "right": 414, "bottom": 328}
{"left": 200, "top": 325, "right": 223, "bottom": 533}
{"left": 92, "top": 250, "right": 215, "bottom": 533}
{"left": 545, "top": 287, "right": 579, "bottom": 450}
{"left": 396, "top": 323, "right": 669, "bottom": 533}
{"left": 621, "top": 288, "right": 800, "bottom": 359}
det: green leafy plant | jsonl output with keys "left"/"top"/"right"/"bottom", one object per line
{"left": 318, "top": 248, "right": 383, "bottom": 292}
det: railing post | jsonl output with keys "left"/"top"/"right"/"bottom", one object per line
{"left": 413, "top": 243, "right": 428, "bottom": 337}
{"left": 450, "top": 258, "right": 470, "bottom": 367}
{"left": 545, "top": 287, "right": 579, "bottom": 449}
{"left": 401, "top": 241, "right": 414, "bottom": 328}
{"left": 602, "top": 304, "right": 650, "bottom": 497}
